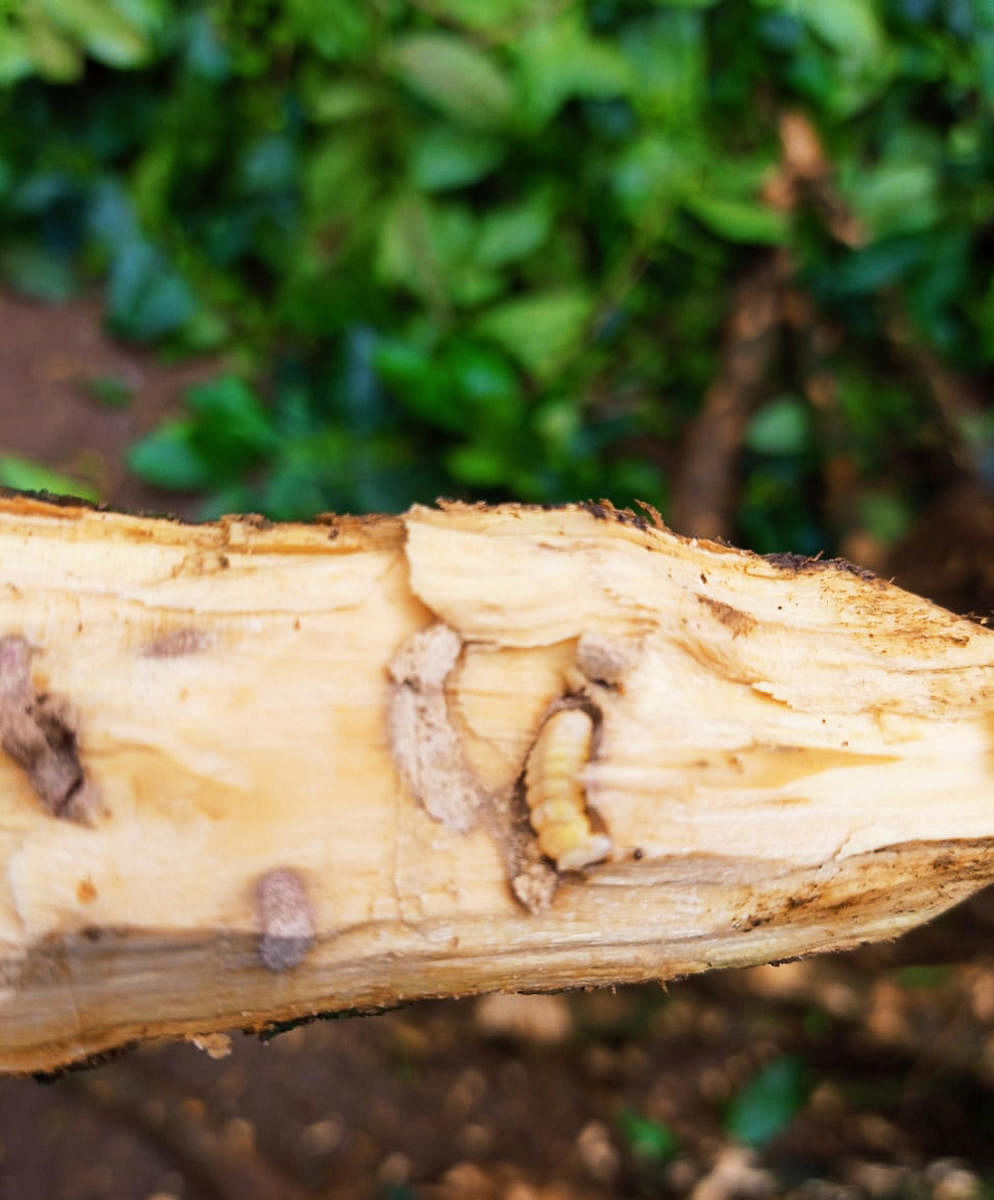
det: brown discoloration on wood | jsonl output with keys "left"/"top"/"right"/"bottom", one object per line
{"left": 141, "top": 628, "right": 211, "bottom": 658}
{"left": 0, "top": 635, "right": 99, "bottom": 823}
{"left": 696, "top": 594, "right": 758, "bottom": 638}
{"left": 763, "top": 550, "right": 880, "bottom": 583}
{"left": 255, "top": 868, "right": 315, "bottom": 973}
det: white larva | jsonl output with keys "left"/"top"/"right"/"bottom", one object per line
{"left": 524, "top": 706, "right": 611, "bottom": 871}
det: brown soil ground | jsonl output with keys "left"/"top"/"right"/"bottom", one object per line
{"left": 0, "top": 290, "right": 218, "bottom": 518}
{"left": 3, "top": 291, "right": 994, "bottom": 1200}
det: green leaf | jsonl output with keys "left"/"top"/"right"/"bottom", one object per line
{"left": 685, "top": 195, "right": 788, "bottom": 244}
{"left": 447, "top": 442, "right": 507, "bottom": 486}
{"left": 612, "top": 135, "right": 689, "bottom": 223}
{"left": 615, "top": 1109, "right": 679, "bottom": 1162}
{"left": 823, "top": 238, "right": 923, "bottom": 297}
{"left": 44, "top": 0, "right": 151, "bottom": 68}
{"left": 408, "top": 125, "right": 504, "bottom": 192}
{"left": 305, "top": 133, "right": 376, "bottom": 221}
{"left": 302, "top": 76, "right": 380, "bottom": 122}
{"left": 515, "top": 11, "right": 633, "bottom": 127}
{"left": 447, "top": 342, "right": 521, "bottom": 407}
{"left": 726, "top": 1056, "right": 808, "bottom": 1148}
{"left": 621, "top": 11, "right": 705, "bottom": 123}
{"left": 183, "top": 9, "right": 229, "bottom": 81}
{"left": 129, "top": 378, "right": 276, "bottom": 490}
{"left": 745, "top": 397, "right": 812, "bottom": 455}
{"left": 535, "top": 398, "right": 580, "bottom": 449}
{"left": 0, "top": 25, "right": 34, "bottom": 85}
{"left": 24, "top": 13, "right": 84, "bottom": 81}
{"left": 787, "top": 0, "right": 885, "bottom": 59}
{"left": 389, "top": 33, "right": 513, "bottom": 129}
{"left": 240, "top": 135, "right": 296, "bottom": 195}
{"left": 378, "top": 196, "right": 502, "bottom": 309}
{"left": 842, "top": 163, "right": 939, "bottom": 238}
{"left": 284, "top": 0, "right": 372, "bottom": 61}
{"left": 978, "top": 32, "right": 994, "bottom": 103}
{"left": 476, "top": 191, "right": 554, "bottom": 266}
{"left": 858, "top": 491, "right": 912, "bottom": 546}
{"left": 0, "top": 456, "right": 98, "bottom": 503}
{"left": 373, "top": 339, "right": 433, "bottom": 393}
{"left": 419, "top": 0, "right": 537, "bottom": 34}
{"left": 373, "top": 338, "right": 458, "bottom": 431}
{"left": 128, "top": 421, "right": 211, "bottom": 490}
{"left": 186, "top": 376, "right": 278, "bottom": 471}
{"left": 475, "top": 289, "right": 594, "bottom": 380}
{"left": 376, "top": 192, "right": 445, "bottom": 306}
{"left": 107, "top": 241, "right": 196, "bottom": 342}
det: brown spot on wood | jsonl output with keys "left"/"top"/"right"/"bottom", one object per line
{"left": 696, "top": 594, "right": 757, "bottom": 638}
{"left": 764, "top": 551, "right": 813, "bottom": 571}
{"left": 236, "top": 512, "right": 271, "bottom": 530}
{"left": 0, "top": 635, "right": 100, "bottom": 823}
{"left": 763, "top": 551, "right": 879, "bottom": 583}
{"left": 141, "top": 628, "right": 210, "bottom": 658}
{"left": 255, "top": 868, "right": 315, "bottom": 972}
{"left": 172, "top": 551, "right": 230, "bottom": 579}
{"left": 581, "top": 501, "right": 610, "bottom": 522}
{"left": 77, "top": 879, "right": 97, "bottom": 904}
{"left": 580, "top": 499, "right": 654, "bottom": 533}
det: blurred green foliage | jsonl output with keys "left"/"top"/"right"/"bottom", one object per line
{"left": 725, "top": 1054, "right": 809, "bottom": 1147}
{"left": 2, "top": 0, "right": 994, "bottom": 544}
{"left": 0, "top": 452, "right": 99, "bottom": 502}
{"left": 615, "top": 1106, "right": 680, "bottom": 1163}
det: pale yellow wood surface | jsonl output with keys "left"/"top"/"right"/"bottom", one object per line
{"left": 0, "top": 495, "right": 992, "bottom": 1073}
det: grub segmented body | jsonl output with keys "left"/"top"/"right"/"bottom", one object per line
{"left": 524, "top": 706, "right": 611, "bottom": 871}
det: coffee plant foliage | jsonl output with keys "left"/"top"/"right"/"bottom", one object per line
{"left": 2, "top": 0, "right": 993, "bottom": 548}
